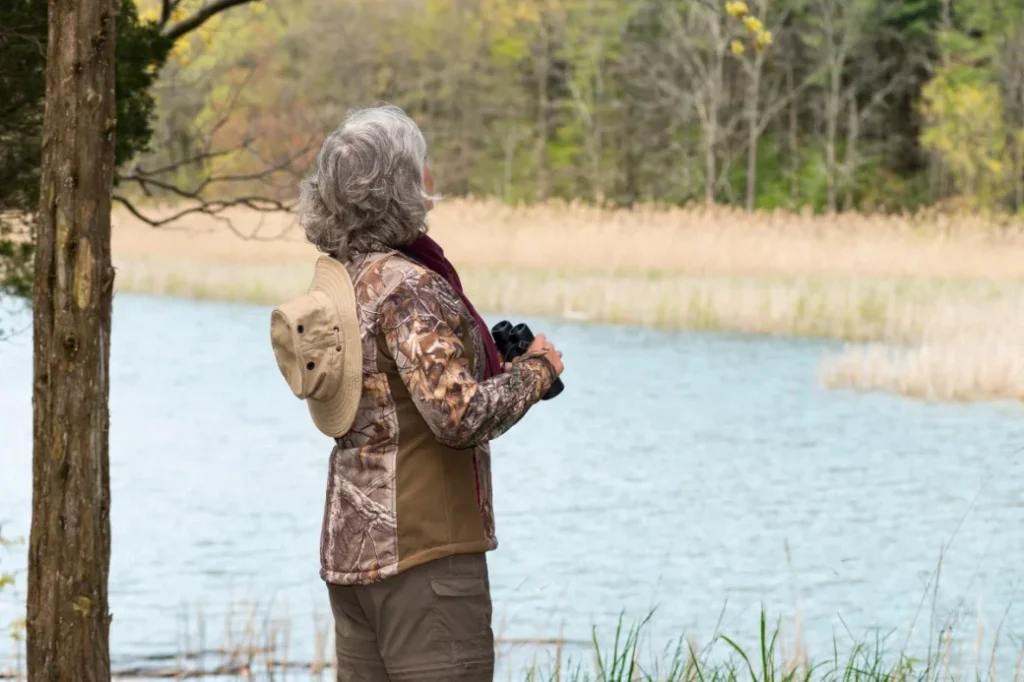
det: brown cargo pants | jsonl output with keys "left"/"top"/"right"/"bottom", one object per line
{"left": 327, "top": 553, "right": 495, "bottom": 682}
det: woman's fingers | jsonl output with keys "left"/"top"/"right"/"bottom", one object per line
{"left": 524, "top": 332, "right": 564, "bottom": 377}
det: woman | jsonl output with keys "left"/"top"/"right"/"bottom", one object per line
{"left": 293, "top": 104, "right": 563, "bottom": 681}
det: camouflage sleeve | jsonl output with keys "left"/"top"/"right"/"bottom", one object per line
{"left": 379, "top": 278, "right": 556, "bottom": 450}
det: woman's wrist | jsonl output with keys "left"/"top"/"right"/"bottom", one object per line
{"left": 512, "top": 351, "right": 558, "bottom": 393}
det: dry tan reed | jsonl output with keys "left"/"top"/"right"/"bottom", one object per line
{"left": 820, "top": 334, "right": 1024, "bottom": 402}
{"left": 111, "top": 199, "right": 1024, "bottom": 279}
{"left": 108, "top": 199, "right": 1024, "bottom": 403}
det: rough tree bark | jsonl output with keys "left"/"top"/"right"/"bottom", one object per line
{"left": 27, "top": 0, "right": 117, "bottom": 680}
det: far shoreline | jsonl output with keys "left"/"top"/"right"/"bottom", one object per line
{"left": 105, "top": 200, "right": 1024, "bottom": 405}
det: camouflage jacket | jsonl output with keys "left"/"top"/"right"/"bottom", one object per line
{"left": 320, "top": 250, "right": 556, "bottom": 585}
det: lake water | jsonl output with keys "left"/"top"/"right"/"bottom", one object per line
{"left": 1, "top": 293, "right": 1023, "bottom": 678}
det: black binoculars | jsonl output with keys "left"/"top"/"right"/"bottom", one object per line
{"left": 490, "top": 321, "right": 564, "bottom": 400}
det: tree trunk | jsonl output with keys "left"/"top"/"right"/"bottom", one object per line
{"left": 703, "top": 124, "right": 717, "bottom": 205}
{"left": 787, "top": 60, "right": 799, "bottom": 204}
{"left": 818, "top": 0, "right": 844, "bottom": 214}
{"left": 621, "top": 97, "right": 639, "bottom": 208}
{"left": 745, "top": 52, "right": 763, "bottom": 210}
{"left": 535, "top": 22, "right": 551, "bottom": 202}
{"left": 503, "top": 126, "right": 517, "bottom": 203}
{"left": 682, "top": 108, "right": 694, "bottom": 200}
{"left": 27, "top": 0, "right": 117, "bottom": 680}
{"left": 1017, "top": 93, "right": 1024, "bottom": 212}
{"left": 590, "top": 67, "right": 605, "bottom": 204}
{"left": 843, "top": 94, "right": 860, "bottom": 210}
{"left": 825, "top": 70, "right": 840, "bottom": 212}
{"left": 703, "top": 53, "right": 722, "bottom": 206}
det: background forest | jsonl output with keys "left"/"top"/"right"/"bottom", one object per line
{"left": 134, "top": 0, "right": 1024, "bottom": 214}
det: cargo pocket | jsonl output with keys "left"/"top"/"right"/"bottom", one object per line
{"left": 429, "top": 576, "right": 494, "bottom": 665}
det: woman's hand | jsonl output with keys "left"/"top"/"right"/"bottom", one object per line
{"left": 526, "top": 333, "right": 564, "bottom": 377}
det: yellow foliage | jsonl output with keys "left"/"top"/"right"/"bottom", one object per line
{"left": 515, "top": 1, "right": 544, "bottom": 23}
{"left": 725, "top": 1, "right": 749, "bottom": 18}
{"left": 920, "top": 67, "right": 1019, "bottom": 206}
{"left": 145, "top": 0, "right": 295, "bottom": 186}
{"left": 133, "top": 0, "right": 268, "bottom": 66}
{"left": 134, "top": 0, "right": 191, "bottom": 26}
{"left": 480, "top": 0, "right": 547, "bottom": 30}
{"left": 136, "top": 2, "right": 159, "bottom": 23}
{"left": 726, "top": 2, "right": 771, "bottom": 55}
{"left": 174, "top": 12, "right": 227, "bottom": 68}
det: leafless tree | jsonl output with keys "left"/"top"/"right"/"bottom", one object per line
{"left": 806, "top": 0, "right": 911, "bottom": 211}
{"left": 650, "top": 0, "right": 738, "bottom": 205}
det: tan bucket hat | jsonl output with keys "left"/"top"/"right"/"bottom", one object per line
{"left": 270, "top": 256, "right": 362, "bottom": 438}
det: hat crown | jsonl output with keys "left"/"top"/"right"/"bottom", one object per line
{"left": 269, "top": 256, "right": 363, "bottom": 437}
{"left": 270, "top": 292, "right": 342, "bottom": 400}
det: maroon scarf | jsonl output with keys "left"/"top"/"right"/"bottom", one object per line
{"left": 399, "top": 235, "right": 503, "bottom": 379}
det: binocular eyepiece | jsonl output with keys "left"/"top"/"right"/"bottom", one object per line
{"left": 491, "top": 321, "right": 564, "bottom": 401}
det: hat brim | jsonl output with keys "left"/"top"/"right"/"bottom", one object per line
{"left": 305, "top": 256, "right": 362, "bottom": 438}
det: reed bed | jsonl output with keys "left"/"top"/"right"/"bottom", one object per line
{"left": 1, "top": 549, "right": 1020, "bottom": 680}
{"left": 110, "top": 200, "right": 1024, "bottom": 280}
{"left": 3, "top": 604, "right": 1020, "bottom": 682}
{"left": 819, "top": 334, "right": 1024, "bottom": 402}
{"left": 108, "top": 200, "right": 1024, "bottom": 403}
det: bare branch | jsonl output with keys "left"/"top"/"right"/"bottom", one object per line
{"left": 113, "top": 118, "right": 310, "bottom": 237}
{"left": 128, "top": 147, "right": 241, "bottom": 178}
{"left": 0, "top": 25, "right": 46, "bottom": 56}
{"left": 197, "top": 66, "right": 259, "bottom": 151}
{"left": 754, "top": 63, "right": 828, "bottom": 137}
{"left": 119, "top": 137, "right": 307, "bottom": 188}
{"left": 848, "top": 54, "right": 916, "bottom": 122}
{"left": 110, "top": 38, "right": 318, "bottom": 244}
{"left": 112, "top": 193, "right": 294, "bottom": 230}
{"left": 118, "top": 145, "right": 309, "bottom": 197}
{"left": 161, "top": 0, "right": 260, "bottom": 42}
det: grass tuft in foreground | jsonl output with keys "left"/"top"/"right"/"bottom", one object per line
{"left": 525, "top": 608, "right": 1023, "bottom": 682}
{"left": 3, "top": 598, "right": 1020, "bottom": 681}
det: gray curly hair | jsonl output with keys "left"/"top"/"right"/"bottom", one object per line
{"left": 298, "top": 104, "right": 435, "bottom": 258}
